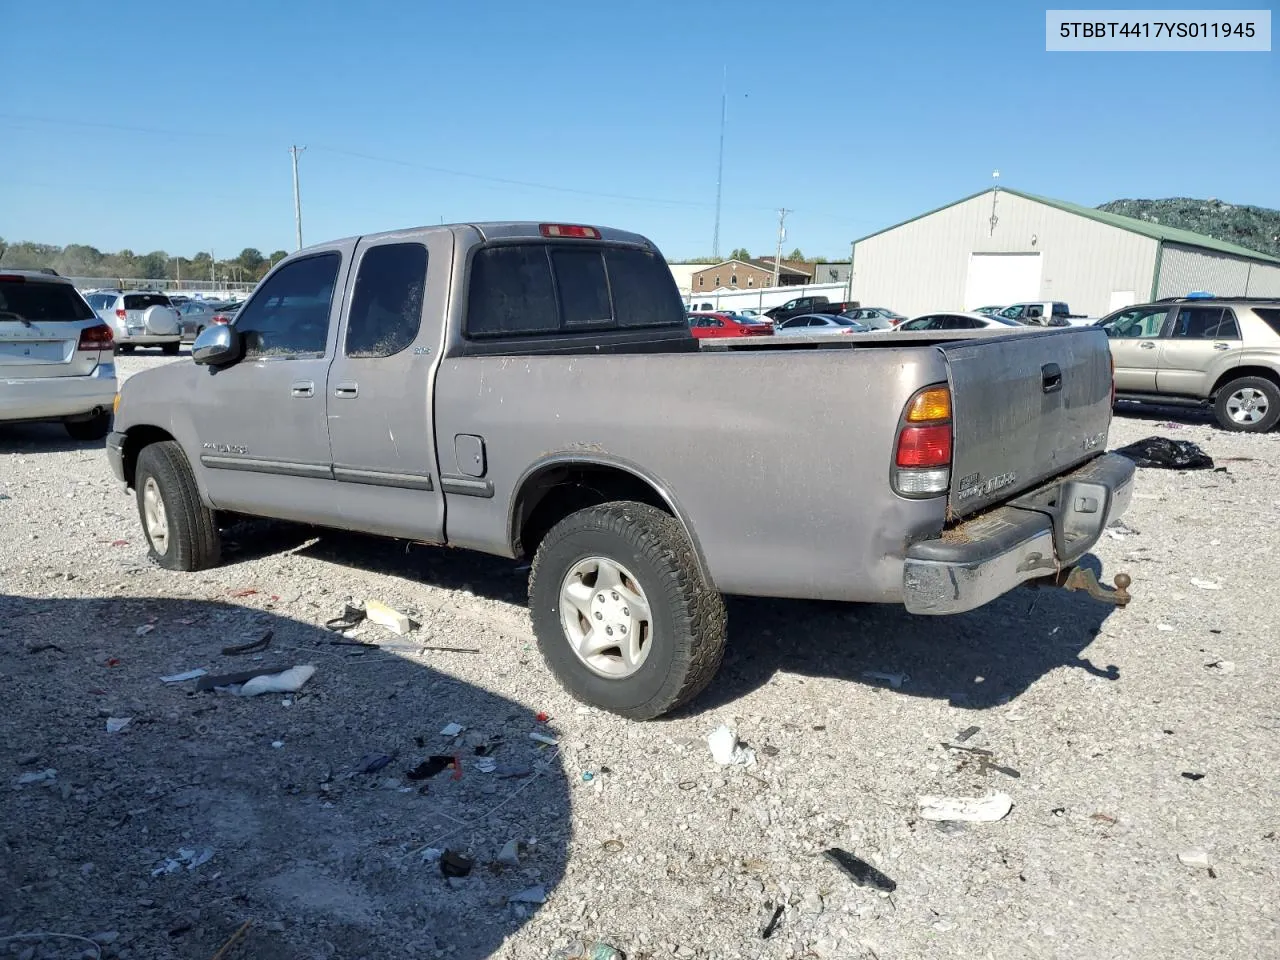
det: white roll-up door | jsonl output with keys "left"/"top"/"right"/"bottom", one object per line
{"left": 963, "top": 253, "right": 1042, "bottom": 309}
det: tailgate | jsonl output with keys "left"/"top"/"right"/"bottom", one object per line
{"left": 941, "top": 327, "right": 1113, "bottom": 517}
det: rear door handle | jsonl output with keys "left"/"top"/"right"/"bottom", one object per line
{"left": 291, "top": 379, "right": 315, "bottom": 398}
{"left": 1139, "top": 341, "right": 1156, "bottom": 350}
{"left": 1213, "top": 342, "right": 1231, "bottom": 351}
{"left": 333, "top": 381, "right": 359, "bottom": 399}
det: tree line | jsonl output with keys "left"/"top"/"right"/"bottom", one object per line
{"left": 0, "top": 239, "right": 288, "bottom": 283}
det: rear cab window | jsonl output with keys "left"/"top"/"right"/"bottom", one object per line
{"left": 464, "top": 243, "right": 685, "bottom": 341}
{"left": 0, "top": 278, "right": 95, "bottom": 321}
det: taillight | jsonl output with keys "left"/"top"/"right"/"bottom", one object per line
{"left": 115, "top": 308, "right": 127, "bottom": 320}
{"left": 211, "top": 314, "right": 230, "bottom": 325}
{"left": 894, "top": 385, "right": 952, "bottom": 497}
{"left": 78, "top": 324, "right": 115, "bottom": 353}
{"left": 539, "top": 224, "right": 601, "bottom": 239}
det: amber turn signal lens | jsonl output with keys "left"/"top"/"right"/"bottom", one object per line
{"left": 905, "top": 387, "right": 951, "bottom": 423}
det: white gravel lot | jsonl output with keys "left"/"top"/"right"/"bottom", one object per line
{"left": 1, "top": 349, "right": 1278, "bottom": 960}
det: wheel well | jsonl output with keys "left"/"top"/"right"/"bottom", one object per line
{"left": 514, "top": 463, "right": 676, "bottom": 560}
{"left": 1212, "top": 366, "right": 1280, "bottom": 398}
{"left": 122, "top": 426, "right": 176, "bottom": 487}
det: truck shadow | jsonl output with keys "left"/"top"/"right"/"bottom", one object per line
{"left": 0, "top": 421, "right": 110, "bottom": 455}
{"left": 0, "top": 594, "right": 568, "bottom": 960}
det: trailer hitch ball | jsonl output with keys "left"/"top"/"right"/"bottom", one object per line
{"left": 1061, "top": 567, "right": 1133, "bottom": 608}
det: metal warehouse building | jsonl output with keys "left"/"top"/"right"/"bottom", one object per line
{"left": 851, "top": 188, "right": 1280, "bottom": 319}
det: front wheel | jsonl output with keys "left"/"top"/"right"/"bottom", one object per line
{"left": 528, "top": 501, "right": 727, "bottom": 720}
{"left": 134, "top": 441, "right": 222, "bottom": 571}
{"left": 1213, "top": 376, "right": 1280, "bottom": 432}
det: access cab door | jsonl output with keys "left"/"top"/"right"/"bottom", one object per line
{"left": 323, "top": 230, "right": 452, "bottom": 542}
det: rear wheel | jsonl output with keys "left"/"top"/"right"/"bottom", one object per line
{"left": 65, "top": 413, "right": 111, "bottom": 442}
{"left": 528, "top": 501, "right": 727, "bottom": 720}
{"left": 134, "top": 441, "right": 221, "bottom": 571}
{"left": 1213, "top": 376, "right": 1280, "bottom": 432}
{"left": 161, "top": 342, "right": 180, "bottom": 355}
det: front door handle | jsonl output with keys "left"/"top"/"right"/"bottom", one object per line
{"left": 333, "top": 381, "right": 359, "bottom": 399}
{"left": 291, "top": 379, "right": 315, "bottom": 398}
{"left": 1139, "top": 341, "right": 1156, "bottom": 350}
{"left": 1213, "top": 342, "right": 1231, "bottom": 351}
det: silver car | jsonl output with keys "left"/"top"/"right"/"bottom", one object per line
{"left": 898, "top": 312, "right": 1026, "bottom": 331}
{"left": 1, "top": 270, "right": 118, "bottom": 440}
{"left": 774, "top": 314, "right": 871, "bottom": 335}
{"left": 92, "top": 291, "right": 182, "bottom": 353}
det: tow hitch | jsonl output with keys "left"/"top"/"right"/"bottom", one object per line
{"left": 1046, "top": 567, "right": 1133, "bottom": 608}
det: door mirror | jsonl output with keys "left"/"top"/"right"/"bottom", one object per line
{"left": 192, "top": 324, "right": 240, "bottom": 366}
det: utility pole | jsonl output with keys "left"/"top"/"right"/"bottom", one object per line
{"left": 291, "top": 145, "right": 307, "bottom": 251}
{"left": 845, "top": 239, "right": 855, "bottom": 302}
{"left": 712, "top": 65, "right": 726, "bottom": 260}
{"left": 209, "top": 249, "right": 215, "bottom": 283}
{"left": 771, "top": 208, "right": 791, "bottom": 289}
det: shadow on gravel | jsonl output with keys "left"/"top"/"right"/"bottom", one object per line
{"left": 1, "top": 594, "right": 568, "bottom": 960}
{"left": 1113, "top": 401, "right": 1214, "bottom": 428}
{"left": 0, "top": 422, "right": 109, "bottom": 455}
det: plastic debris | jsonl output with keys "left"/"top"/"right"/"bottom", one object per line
{"left": 581, "top": 771, "right": 595, "bottom": 783}
{"left": 365, "top": 598, "right": 413, "bottom": 635}
{"left": 1105, "top": 519, "right": 1140, "bottom": 540}
{"left": 227, "top": 587, "right": 259, "bottom": 598}
{"left": 221, "top": 630, "right": 273, "bottom": 656}
{"left": 497, "top": 840, "right": 522, "bottom": 866}
{"left": 861, "top": 669, "right": 908, "bottom": 689}
{"left": 439, "top": 850, "right": 473, "bottom": 878}
{"left": 508, "top": 884, "right": 547, "bottom": 904}
{"left": 553, "top": 942, "right": 625, "bottom": 960}
{"left": 271, "top": 741, "right": 284, "bottom": 749}
{"left": 956, "top": 725, "right": 980, "bottom": 743}
{"left": 535, "top": 711, "right": 550, "bottom": 723}
{"left": 152, "top": 847, "right": 214, "bottom": 876}
{"left": 196, "top": 663, "right": 297, "bottom": 691}
{"left": 440, "top": 722, "right": 465, "bottom": 737}
{"left": 529, "top": 732, "right": 560, "bottom": 747}
{"left": 941, "top": 743, "right": 1021, "bottom": 779}
{"left": 822, "top": 848, "right": 897, "bottom": 892}
{"left": 1204, "top": 660, "right": 1236, "bottom": 674}
{"left": 601, "top": 839, "right": 625, "bottom": 854}
{"left": 105, "top": 717, "right": 132, "bottom": 733}
{"left": 1113, "top": 437, "right": 1214, "bottom": 470}
{"left": 761, "top": 904, "right": 785, "bottom": 940}
{"left": 1157, "top": 624, "right": 1175, "bottom": 632}
{"left": 1182, "top": 772, "right": 1206, "bottom": 781}
{"left": 15, "top": 768, "right": 57, "bottom": 786}
{"left": 238, "top": 665, "right": 316, "bottom": 697}
{"left": 160, "top": 669, "right": 208, "bottom": 683}
{"left": 1179, "top": 849, "right": 1212, "bottom": 869}
{"left": 406, "top": 756, "right": 455, "bottom": 781}
{"left": 1190, "top": 578, "right": 1222, "bottom": 591}
{"left": 475, "top": 758, "right": 498, "bottom": 774}
{"left": 355, "top": 754, "right": 395, "bottom": 775}
{"left": 917, "top": 792, "right": 1013, "bottom": 823}
{"left": 135, "top": 624, "right": 155, "bottom": 637}
{"left": 324, "top": 604, "right": 367, "bottom": 632}
{"left": 707, "top": 725, "right": 756, "bottom": 766}
{"left": 419, "top": 848, "right": 443, "bottom": 863}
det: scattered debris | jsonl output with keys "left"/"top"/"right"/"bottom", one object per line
{"left": 956, "top": 725, "right": 980, "bottom": 743}
{"left": 1105, "top": 519, "right": 1140, "bottom": 540}
{"left": 196, "top": 663, "right": 297, "bottom": 691}
{"left": 1181, "top": 772, "right": 1206, "bottom": 781}
{"left": 324, "top": 604, "right": 367, "bottom": 632}
{"left": 554, "top": 941, "right": 624, "bottom": 960}
{"left": 151, "top": 847, "right": 214, "bottom": 876}
{"left": 1178, "top": 849, "right": 1212, "bottom": 869}
{"left": 365, "top": 598, "right": 413, "bottom": 636}
{"left": 221, "top": 630, "right": 273, "bottom": 656}
{"left": 1113, "top": 437, "right": 1214, "bottom": 470}
{"left": 707, "top": 725, "right": 756, "bottom": 766}
{"left": 440, "top": 722, "right": 465, "bottom": 738}
{"left": 1091, "top": 813, "right": 1118, "bottom": 826}
{"left": 508, "top": 884, "right": 547, "bottom": 904}
{"left": 406, "top": 756, "right": 455, "bottom": 781}
{"left": 135, "top": 624, "right": 155, "bottom": 637}
{"left": 15, "top": 768, "right": 57, "bottom": 786}
{"left": 420, "top": 645, "right": 481, "bottom": 654}
{"left": 601, "top": 839, "right": 625, "bottom": 854}
{"left": 822, "top": 848, "right": 897, "bottom": 892}
{"left": 535, "top": 711, "right": 550, "bottom": 723}
{"left": 355, "top": 754, "right": 395, "bottom": 775}
{"left": 581, "top": 771, "right": 595, "bottom": 783}
{"left": 210, "top": 920, "right": 252, "bottom": 960}
{"left": 917, "top": 792, "right": 1013, "bottom": 823}
{"left": 25, "top": 642, "right": 63, "bottom": 654}
{"left": 1157, "top": 624, "right": 1175, "bottom": 632}
{"left": 475, "top": 758, "right": 498, "bottom": 774}
{"left": 1204, "top": 660, "right": 1236, "bottom": 675}
{"left": 1190, "top": 578, "right": 1222, "bottom": 591}
{"left": 271, "top": 741, "right": 284, "bottom": 749}
{"left": 529, "top": 732, "right": 560, "bottom": 747}
{"left": 159, "top": 669, "right": 208, "bottom": 684}
{"left": 227, "top": 587, "right": 259, "bottom": 598}
{"left": 439, "top": 850, "right": 473, "bottom": 878}
{"left": 497, "top": 840, "right": 522, "bottom": 866}
{"left": 941, "top": 743, "right": 1021, "bottom": 778}
{"left": 111, "top": 539, "right": 129, "bottom": 547}
{"left": 761, "top": 904, "right": 785, "bottom": 940}
{"left": 861, "top": 670, "right": 908, "bottom": 689}
{"left": 105, "top": 717, "right": 132, "bottom": 733}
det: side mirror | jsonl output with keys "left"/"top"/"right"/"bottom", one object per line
{"left": 192, "top": 324, "right": 240, "bottom": 366}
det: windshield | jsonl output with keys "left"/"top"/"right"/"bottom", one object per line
{"left": 990, "top": 316, "right": 1022, "bottom": 326}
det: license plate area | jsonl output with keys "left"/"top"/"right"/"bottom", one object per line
{"left": 0, "top": 340, "right": 68, "bottom": 363}
{"left": 1008, "top": 478, "right": 1112, "bottom": 565}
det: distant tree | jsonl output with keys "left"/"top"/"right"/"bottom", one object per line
{"left": 786, "top": 248, "right": 806, "bottom": 262}
{"left": 237, "top": 248, "right": 265, "bottom": 273}
{"left": 137, "top": 251, "right": 169, "bottom": 279}
{"left": 268, "top": 250, "right": 289, "bottom": 264}
{"left": 729, "top": 247, "right": 751, "bottom": 260}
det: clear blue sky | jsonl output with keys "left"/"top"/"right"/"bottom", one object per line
{"left": 3, "top": 0, "right": 1276, "bottom": 261}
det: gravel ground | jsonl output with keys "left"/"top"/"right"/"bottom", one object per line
{"left": 2, "top": 350, "right": 1278, "bottom": 960}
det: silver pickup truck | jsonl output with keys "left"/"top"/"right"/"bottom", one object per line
{"left": 107, "top": 221, "right": 1135, "bottom": 719}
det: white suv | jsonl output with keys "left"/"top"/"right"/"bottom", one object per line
{"left": 88, "top": 290, "right": 182, "bottom": 353}
{"left": 1, "top": 270, "right": 118, "bottom": 440}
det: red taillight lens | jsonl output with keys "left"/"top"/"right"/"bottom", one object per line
{"left": 78, "top": 324, "right": 115, "bottom": 353}
{"left": 539, "top": 223, "right": 601, "bottom": 239}
{"left": 896, "top": 425, "right": 952, "bottom": 467}
{"left": 211, "top": 314, "right": 230, "bottom": 325}
{"left": 115, "top": 308, "right": 127, "bottom": 320}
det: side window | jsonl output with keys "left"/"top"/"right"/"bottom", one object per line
{"left": 345, "top": 242, "right": 428, "bottom": 358}
{"left": 1212, "top": 309, "right": 1240, "bottom": 339}
{"left": 1171, "top": 306, "right": 1227, "bottom": 339}
{"left": 1253, "top": 308, "right": 1280, "bottom": 335}
{"left": 1105, "top": 307, "right": 1168, "bottom": 338}
{"left": 235, "top": 252, "right": 340, "bottom": 359}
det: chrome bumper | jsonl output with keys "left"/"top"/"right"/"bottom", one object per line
{"left": 902, "top": 453, "right": 1135, "bottom": 615}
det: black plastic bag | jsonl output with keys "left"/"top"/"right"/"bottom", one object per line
{"left": 1113, "top": 436, "right": 1214, "bottom": 470}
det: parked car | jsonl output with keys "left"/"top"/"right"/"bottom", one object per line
{"left": 176, "top": 300, "right": 236, "bottom": 341}
{"left": 687, "top": 312, "right": 773, "bottom": 339}
{"left": 764, "top": 296, "right": 858, "bottom": 323}
{"left": 973, "top": 305, "right": 1006, "bottom": 317}
{"left": 735, "top": 308, "right": 770, "bottom": 323}
{"left": 92, "top": 291, "right": 182, "bottom": 353}
{"left": 107, "top": 220, "right": 1134, "bottom": 720}
{"left": 1, "top": 269, "right": 117, "bottom": 440}
{"left": 1100, "top": 296, "right": 1280, "bottom": 432}
{"left": 843, "top": 307, "right": 907, "bottom": 329}
{"left": 997, "top": 302, "right": 1093, "bottom": 327}
{"left": 898, "top": 312, "right": 1026, "bottom": 332}
{"left": 774, "top": 313, "right": 871, "bottom": 336}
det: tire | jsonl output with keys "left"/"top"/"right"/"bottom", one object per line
{"left": 528, "top": 501, "right": 727, "bottom": 720}
{"left": 161, "top": 342, "right": 180, "bottom": 355}
{"left": 1213, "top": 376, "right": 1280, "bottom": 433}
{"left": 134, "top": 441, "right": 221, "bottom": 571}
{"left": 64, "top": 413, "right": 111, "bottom": 442}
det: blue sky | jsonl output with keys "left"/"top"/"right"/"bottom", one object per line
{"left": 3, "top": 0, "right": 1276, "bottom": 261}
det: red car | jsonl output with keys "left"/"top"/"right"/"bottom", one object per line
{"left": 688, "top": 311, "right": 773, "bottom": 339}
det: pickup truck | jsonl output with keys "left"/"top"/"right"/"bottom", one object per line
{"left": 106, "top": 221, "right": 1135, "bottom": 720}
{"left": 764, "top": 295, "right": 859, "bottom": 323}
{"left": 997, "top": 301, "right": 1094, "bottom": 328}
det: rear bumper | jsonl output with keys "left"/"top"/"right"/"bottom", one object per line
{"left": 116, "top": 334, "right": 181, "bottom": 345}
{"left": 106, "top": 431, "right": 127, "bottom": 483}
{"left": 902, "top": 453, "right": 1135, "bottom": 615}
{"left": 0, "top": 364, "right": 118, "bottom": 423}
